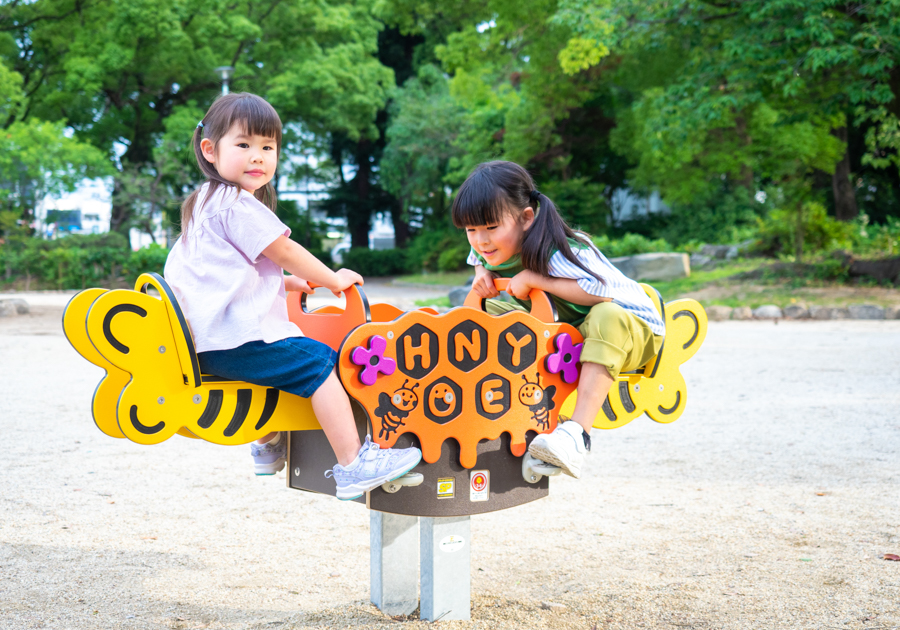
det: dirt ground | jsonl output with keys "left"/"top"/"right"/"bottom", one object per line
{"left": 1, "top": 284, "right": 899, "bottom": 630}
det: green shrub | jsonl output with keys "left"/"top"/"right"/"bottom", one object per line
{"left": 125, "top": 243, "right": 169, "bottom": 285}
{"left": 341, "top": 247, "right": 409, "bottom": 276}
{"left": 755, "top": 202, "right": 853, "bottom": 259}
{"left": 437, "top": 244, "right": 469, "bottom": 272}
{"left": 404, "top": 226, "right": 462, "bottom": 273}
{"left": 848, "top": 215, "right": 900, "bottom": 258}
{"left": 592, "top": 233, "right": 674, "bottom": 258}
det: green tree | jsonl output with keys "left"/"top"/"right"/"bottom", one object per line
{"left": 2, "top": 0, "right": 396, "bottom": 241}
{"left": 598, "top": 0, "right": 900, "bottom": 224}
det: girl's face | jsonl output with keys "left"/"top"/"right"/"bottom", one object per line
{"left": 201, "top": 123, "right": 278, "bottom": 192}
{"left": 465, "top": 207, "right": 534, "bottom": 266}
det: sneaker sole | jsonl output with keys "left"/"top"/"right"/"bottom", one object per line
{"left": 254, "top": 457, "right": 286, "bottom": 476}
{"left": 335, "top": 452, "right": 423, "bottom": 501}
{"left": 527, "top": 443, "right": 582, "bottom": 479}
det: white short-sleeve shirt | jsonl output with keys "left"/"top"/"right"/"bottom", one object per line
{"left": 164, "top": 183, "right": 302, "bottom": 353}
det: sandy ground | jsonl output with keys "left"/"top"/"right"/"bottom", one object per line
{"left": 1, "top": 283, "right": 899, "bottom": 630}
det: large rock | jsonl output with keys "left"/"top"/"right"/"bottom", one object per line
{"left": 753, "top": 304, "right": 783, "bottom": 319}
{"left": 448, "top": 286, "right": 470, "bottom": 308}
{"left": 0, "top": 298, "right": 29, "bottom": 317}
{"left": 782, "top": 304, "right": 809, "bottom": 319}
{"left": 809, "top": 305, "right": 833, "bottom": 320}
{"left": 885, "top": 305, "right": 900, "bottom": 320}
{"left": 705, "top": 305, "right": 733, "bottom": 321}
{"left": 690, "top": 253, "right": 715, "bottom": 270}
{"left": 700, "top": 244, "right": 731, "bottom": 259}
{"left": 848, "top": 304, "right": 885, "bottom": 320}
{"left": 610, "top": 252, "right": 690, "bottom": 282}
{"left": 732, "top": 306, "right": 753, "bottom": 320}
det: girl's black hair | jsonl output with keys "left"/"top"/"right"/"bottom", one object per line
{"left": 451, "top": 161, "right": 604, "bottom": 283}
{"left": 181, "top": 92, "right": 282, "bottom": 237}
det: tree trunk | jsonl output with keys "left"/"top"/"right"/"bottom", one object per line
{"left": 349, "top": 140, "right": 372, "bottom": 248}
{"left": 109, "top": 177, "right": 133, "bottom": 242}
{"left": 390, "top": 198, "right": 410, "bottom": 249}
{"left": 831, "top": 126, "right": 858, "bottom": 221}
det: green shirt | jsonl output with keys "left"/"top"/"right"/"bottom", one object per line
{"left": 470, "top": 244, "right": 593, "bottom": 327}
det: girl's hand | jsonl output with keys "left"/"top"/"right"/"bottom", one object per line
{"left": 472, "top": 265, "right": 500, "bottom": 298}
{"left": 331, "top": 268, "right": 364, "bottom": 296}
{"left": 284, "top": 275, "right": 313, "bottom": 294}
{"left": 507, "top": 270, "right": 538, "bottom": 300}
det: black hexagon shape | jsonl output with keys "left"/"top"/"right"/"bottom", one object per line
{"left": 447, "top": 319, "right": 488, "bottom": 373}
{"left": 475, "top": 373, "right": 510, "bottom": 421}
{"left": 395, "top": 323, "right": 439, "bottom": 380}
{"left": 497, "top": 322, "right": 537, "bottom": 374}
{"left": 422, "top": 376, "right": 463, "bottom": 424}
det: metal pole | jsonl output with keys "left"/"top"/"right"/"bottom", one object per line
{"left": 370, "top": 512, "right": 419, "bottom": 616}
{"left": 420, "top": 516, "right": 471, "bottom": 621}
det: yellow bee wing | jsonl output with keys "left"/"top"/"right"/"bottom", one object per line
{"left": 63, "top": 289, "right": 128, "bottom": 439}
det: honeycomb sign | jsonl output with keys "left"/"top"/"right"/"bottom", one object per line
{"left": 338, "top": 307, "right": 583, "bottom": 469}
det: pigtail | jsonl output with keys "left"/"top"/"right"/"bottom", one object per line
{"left": 520, "top": 191, "right": 605, "bottom": 284}
{"left": 179, "top": 125, "right": 207, "bottom": 239}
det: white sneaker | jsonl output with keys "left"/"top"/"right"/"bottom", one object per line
{"left": 528, "top": 421, "right": 589, "bottom": 478}
{"left": 324, "top": 436, "right": 422, "bottom": 501}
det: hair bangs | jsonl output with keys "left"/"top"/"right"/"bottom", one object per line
{"left": 452, "top": 170, "right": 514, "bottom": 228}
{"left": 226, "top": 95, "right": 282, "bottom": 149}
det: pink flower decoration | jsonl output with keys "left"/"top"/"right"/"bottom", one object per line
{"left": 545, "top": 333, "right": 582, "bottom": 384}
{"left": 351, "top": 335, "right": 396, "bottom": 386}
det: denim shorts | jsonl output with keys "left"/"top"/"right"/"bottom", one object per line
{"left": 197, "top": 336, "right": 337, "bottom": 398}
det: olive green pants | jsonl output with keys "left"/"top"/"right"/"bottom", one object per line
{"left": 486, "top": 299, "right": 663, "bottom": 379}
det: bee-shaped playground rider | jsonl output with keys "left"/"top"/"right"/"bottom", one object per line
{"left": 518, "top": 373, "right": 556, "bottom": 431}
{"left": 374, "top": 380, "right": 420, "bottom": 439}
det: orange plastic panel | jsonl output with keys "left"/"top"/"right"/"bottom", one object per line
{"left": 463, "top": 277, "right": 557, "bottom": 322}
{"left": 338, "top": 306, "right": 582, "bottom": 469}
{"left": 286, "top": 284, "right": 370, "bottom": 351}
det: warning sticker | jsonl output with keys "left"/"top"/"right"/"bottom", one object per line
{"left": 440, "top": 535, "right": 465, "bottom": 553}
{"left": 469, "top": 470, "right": 489, "bottom": 502}
{"left": 437, "top": 477, "right": 455, "bottom": 499}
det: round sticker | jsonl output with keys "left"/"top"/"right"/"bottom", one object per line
{"left": 440, "top": 535, "right": 465, "bottom": 553}
{"left": 471, "top": 472, "right": 487, "bottom": 492}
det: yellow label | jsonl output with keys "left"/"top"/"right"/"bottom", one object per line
{"left": 437, "top": 477, "right": 455, "bottom": 499}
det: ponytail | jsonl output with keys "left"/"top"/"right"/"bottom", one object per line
{"left": 452, "top": 161, "right": 604, "bottom": 284}
{"left": 520, "top": 190, "right": 603, "bottom": 283}
{"left": 180, "top": 93, "right": 282, "bottom": 239}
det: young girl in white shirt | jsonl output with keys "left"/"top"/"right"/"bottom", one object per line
{"left": 453, "top": 161, "right": 666, "bottom": 479}
{"left": 164, "top": 93, "right": 420, "bottom": 500}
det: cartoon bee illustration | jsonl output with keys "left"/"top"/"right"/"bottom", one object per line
{"left": 374, "top": 379, "right": 420, "bottom": 439}
{"left": 518, "top": 372, "right": 556, "bottom": 430}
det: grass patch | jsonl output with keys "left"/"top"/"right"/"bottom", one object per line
{"left": 650, "top": 259, "right": 764, "bottom": 301}
{"left": 395, "top": 271, "right": 471, "bottom": 287}
{"left": 414, "top": 296, "right": 452, "bottom": 308}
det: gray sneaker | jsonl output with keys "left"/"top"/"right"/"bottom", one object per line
{"left": 325, "top": 436, "right": 422, "bottom": 500}
{"left": 528, "top": 421, "right": 590, "bottom": 478}
{"left": 251, "top": 435, "right": 286, "bottom": 475}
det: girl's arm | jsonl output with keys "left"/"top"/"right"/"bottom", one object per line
{"left": 471, "top": 264, "right": 500, "bottom": 298}
{"left": 263, "top": 235, "right": 363, "bottom": 294}
{"left": 284, "top": 275, "right": 312, "bottom": 293}
{"left": 508, "top": 270, "right": 611, "bottom": 306}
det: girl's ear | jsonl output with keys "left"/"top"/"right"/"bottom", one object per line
{"left": 521, "top": 206, "right": 536, "bottom": 231}
{"left": 200, "top": 138, "right": 216, "bottom": 164}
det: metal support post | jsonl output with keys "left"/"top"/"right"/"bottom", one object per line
{"left": 420, "top": 516, "right": 471, "bottom": 621}
{"left": 370, "top": 511, "right": 419, "bottom": 616}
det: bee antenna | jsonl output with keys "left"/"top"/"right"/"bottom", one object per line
{"left": 411, "top": 382, "right": 420, "bottom": 391}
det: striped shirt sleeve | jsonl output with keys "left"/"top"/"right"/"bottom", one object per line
{"left": 548, "top": 245, "right": 666, "bottom": 336}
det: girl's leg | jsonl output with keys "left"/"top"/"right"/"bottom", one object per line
{"left": 310, "top": 369, "right": 362, "bottom": 467}
{"left": 568, "top": 361, "right": 615, "bottom": 433}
